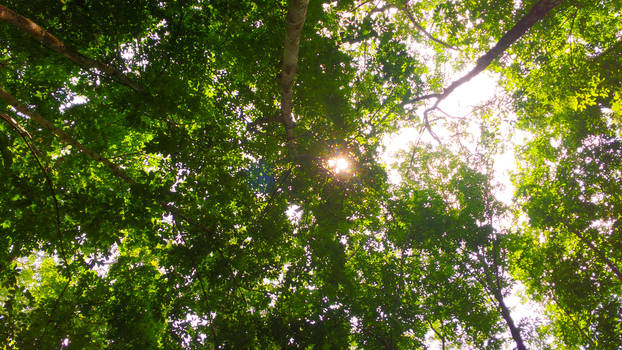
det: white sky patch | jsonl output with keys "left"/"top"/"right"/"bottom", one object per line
{"left": 380, "top": 71, "right": 530, "bottom": 206}
{"left": 59, "top": 93, "right": 88, "bottom": 114}
{"left": 89, "top": 242, "right": 120, "bottom": 277}
{"left": 286, "top": 204, "right": 302, "bottom": 224}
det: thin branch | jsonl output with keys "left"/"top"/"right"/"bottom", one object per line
{"left": 352, "top": 0, "right": 374, "bottom": 12}
{"left": 409, "top": 93, "right": 441, "bottom": 104}
{"left": 426, "top": 319, "right": 446, "bottom": 350}
{"left": 549, "top": 293, "right": 598, "bottom": 347}
{"left": 2, "top": 113, "right": 77, "bottom": 346}
{"left": 566, "top": 8, "right": 579, "bottom": 71}
{"left": 401, "top": 1, "right": 458, "bottom": 51}
{"left": 0, "top": 86, "right": 136, "bottom": 184}
{"left": 566, "top": 223, "right": 622, "bottom": 283}
{"left": 406, "top": 124, "right": 427, "bottom": 178}
{"left": 0, "top": 5, "right": 144, "bottom": 92}
{"left": 277, "top": 0, "right": 309, "bottom": 159}
{"left": 106, "top": 151, "right": 144, "bottom": 160}
{"left": 422, "top": 107, "right": 442, "bottom": 144}
{"left": 38, "top": 277, "right": 72, "bottom": 346}
{"left": 0, "top": 113, "right": 68, "bottom": 267}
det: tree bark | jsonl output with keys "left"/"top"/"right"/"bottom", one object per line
{"left": 0, "top": 5, "right": 144, "bottom": 92}
{"left": 277, "top": 0, "right": 309, "bottom": 158}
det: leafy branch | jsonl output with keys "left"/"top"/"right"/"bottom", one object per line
{"left": 0, "top": 5, "right": 144, "bottom": 92}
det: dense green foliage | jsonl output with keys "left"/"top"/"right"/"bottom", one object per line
{"left": 0, "top": 0, "right": 620, "bottom": 348}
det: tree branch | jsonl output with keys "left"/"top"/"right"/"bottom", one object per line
{"left": 426, "top": 319, "right": 446, "bottom": 350}
{"left": 0, "top": 113, "right": 67, "bottom": 266}
{"left": 0, "top": 86, "right": 137, "bottom": 184}
{"left": 0, "top": 5, "right": 144, "bottom": 92}
{"left": 277, "top": 0, "right": 309, "bottom": 159}
{"left": 439, "top": 0, "right": 563, "bottom": 104}
{"left": 2, "top": 112, "right": 74, "bottom": 345}
{"left": 0, "top": 85, "right": 215, "bottom": 242}
{"left": 408, "top": 0, "right": 564, "bottom": 141}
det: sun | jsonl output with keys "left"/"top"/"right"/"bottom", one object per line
{"left": 328, "top": 157, "right": 351, "bottom": 174}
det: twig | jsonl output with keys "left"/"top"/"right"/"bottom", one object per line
{"left": 401, "top": 1, "right": 458, "bottom": 51}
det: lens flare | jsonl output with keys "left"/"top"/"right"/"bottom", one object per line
{"left": 328, "top": 157, "right": 350, "bottom": 174}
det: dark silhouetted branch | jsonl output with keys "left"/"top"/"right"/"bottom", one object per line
{"left": 408, "top": 0, "right": 564, "bottom": 142}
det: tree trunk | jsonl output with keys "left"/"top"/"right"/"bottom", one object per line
{"left": 493, "top": 288, "right": 527, "bottom": 350}
{"left": 277, "top": 0, "right": 309, "bottom": 158}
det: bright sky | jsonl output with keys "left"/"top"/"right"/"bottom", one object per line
{"left": 380, "top": 70, "right": 531, "bottom": 205}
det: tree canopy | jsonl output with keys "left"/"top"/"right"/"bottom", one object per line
{"left": 0, "top": 0, "right": 620, "bottom": 348}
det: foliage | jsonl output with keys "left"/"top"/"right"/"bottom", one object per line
{"left": 0, "top": 0, "right": 620, "bottom": 349}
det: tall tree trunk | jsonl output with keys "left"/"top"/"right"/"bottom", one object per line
{"left": 277, "top": 0, "right": 309, "bottom": 158}
{"left": 492, "top": 287, "right": 527, "bottom": 350}
{"left": 0, "top": 5, "right": 144, "bottom": 92}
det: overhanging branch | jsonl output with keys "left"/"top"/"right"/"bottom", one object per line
{"left": 409, "top": 0, "right": 564, "bottom": 141}
{"left": 0, "top": 5, "right": 144, "bottom": 92}
{"left": 0, "top": 86, "right": 216, "bottom": 241}
{"left": 0, "top": 86, "right": 136, "bottom": 184}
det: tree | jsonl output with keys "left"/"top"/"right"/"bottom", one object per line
{"left": 1, "top": 0, "right": 620, "bottom": 348}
